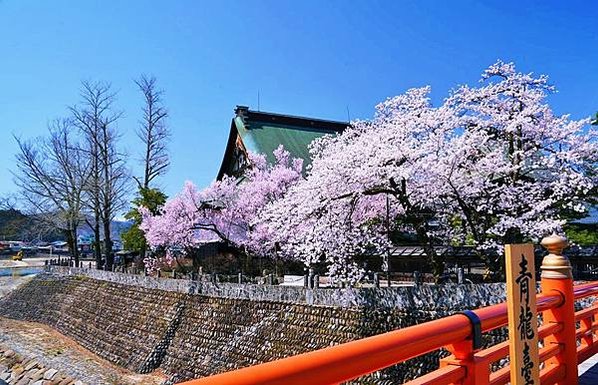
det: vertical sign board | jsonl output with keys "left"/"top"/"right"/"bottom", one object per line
{"left": 506, "top": 244, "right": 540, "bottom": 385}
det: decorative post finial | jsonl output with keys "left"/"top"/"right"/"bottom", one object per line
{"left": 540, "top": 234, "right": 572, "bottom": 279}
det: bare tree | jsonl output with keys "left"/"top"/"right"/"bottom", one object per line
{"left": 0, "top": 194, "right": 16, "bottom": 210}
{"left": 12, "top": 119, "right": 89, "bottom": 266}
{"left": 135, "top": 75, "right": 170, "bottom": 189}
{"left": 70, "top": 81, "right": 129, "bottom": 270}
{"left": 98, "top": 119, "right": 130, "bottom": 270}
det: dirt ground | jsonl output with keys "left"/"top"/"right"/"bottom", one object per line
{"left": 0, "top": 318, "right": 166, "bottom": 385}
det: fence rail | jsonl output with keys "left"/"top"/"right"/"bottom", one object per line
{"left": 177, "top": 236, "right": 598, "bottom": 385}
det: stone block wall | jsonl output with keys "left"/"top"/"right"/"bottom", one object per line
{"left": 0, "top": 270, "right": 515, "bottom": 384}
{"left": 162, "top": 297, "right": 365, "bottom": 383}
{"left": 0, "top": 275, "right": 183, "bottom": 373}
{"left": 0, "top": 344, "right": 83, "bottom": 385}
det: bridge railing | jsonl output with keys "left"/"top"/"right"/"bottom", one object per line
{"left": 177, "top": 236, "right": 598, "bottom": 385}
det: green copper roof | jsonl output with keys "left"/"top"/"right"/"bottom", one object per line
{"left": 217, "top": 107, "right": 348, "bottom": 180}
{"left": 234, "top": 116, "right": 338, "bottom": 170}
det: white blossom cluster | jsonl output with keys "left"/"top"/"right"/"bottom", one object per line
{"left": 141, "top": 62, "right": 596, "bottom": 282}
{"left": 258, "top": 61, "right": 597, "bottom": 282}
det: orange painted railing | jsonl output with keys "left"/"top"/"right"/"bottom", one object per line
{"left": 177, "top": 236, "right": 598, "bottom": 385}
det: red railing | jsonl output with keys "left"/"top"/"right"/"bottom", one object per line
{"left": 178, "top": 237, "right": 598, "bottom": 385}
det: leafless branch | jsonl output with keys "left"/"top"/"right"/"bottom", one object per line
{"left": 12, "top": 119, "right": 89, "bottom": 263}
{"left": 135, "top": 74, "right": 170, "bottom": 189}
{"left": 71, "top": 80, "right": 130, "bottom": 270}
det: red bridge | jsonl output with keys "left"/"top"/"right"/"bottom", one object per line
{"left": 178, "top": 236, "right": 598, "bottom": 385}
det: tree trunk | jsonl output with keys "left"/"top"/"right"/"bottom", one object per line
{"left": 104, "top": 219, "right": 113, "bottom": 271}
{"left": 391, "top": 178, "right": 445, "bottom": 282}
{"left": 65, "top": 229, "right": 75, "bottom": 266}
{"left": 72, "top": 238, "right": 79, "bottom": 267}
{"left": 72, "top": 225, "right": 80, "bottom": 268}
{"left": 93, "top": 219, "right": 102, "bottom": 269}
{"left": 412, "top": 221, "right": 444, "bottom": 281}
{"left": 66, "top": 224, "right": 80, "bottom": 268}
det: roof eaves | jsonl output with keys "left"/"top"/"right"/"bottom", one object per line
{"left": 216, "top": 119, "right": 239, "bottom": 181}
{"left": 237, "top": 106, "right": 349, "bottom": 133}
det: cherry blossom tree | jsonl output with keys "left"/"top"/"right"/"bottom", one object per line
{"left": 433, "top": 61, "right": 596, "bottom": 275}
{"left": 259, "top": 87, "right": 446, "bottom": 282}
{"left": 141, "top": 61, "right": 596, "bottom": 282}
{"left": 259, "top": 61, "right": 597, "bottom": 282}
{"left": 139, "top": 146, "right": 303, "bottom": 273}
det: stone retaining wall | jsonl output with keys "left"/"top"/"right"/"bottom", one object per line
{"left": 45, "top": 266, "right": 508, "bottom": 308}
{"left": 0, "top": 275, "right": 183, "bottom": 373}
{"left": 1, "top": 270, "right": 513, "bottom": 384}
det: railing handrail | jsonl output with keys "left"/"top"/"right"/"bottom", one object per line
{"left": 570, "top": 280, "right": 598, "bottom": 300}
{"left": 176, "top": 281, "right": 598, "bottom": 385}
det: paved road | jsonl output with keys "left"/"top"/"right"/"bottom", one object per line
{"left": 0, "top": 256, "right": 48, "bottom": 268}
{"left": 0, "top": 257, "right": 45, "bottom": 296}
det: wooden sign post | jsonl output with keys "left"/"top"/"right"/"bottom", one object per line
{"left": 505, "top": 244, "right": 540, "bottom": 385}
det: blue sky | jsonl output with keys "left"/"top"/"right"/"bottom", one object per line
{"left": 1, "top": 0, "right": 597, "bottom": 206}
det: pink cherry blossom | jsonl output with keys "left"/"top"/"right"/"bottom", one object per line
{"left": 139, "top": 145, "right": 304, "bottom": 272}
{"left": 259, "top": 61, "right": 597, "bottom": 282}
{"left": 142, "top": 61, "right": 596, "bottom": 283}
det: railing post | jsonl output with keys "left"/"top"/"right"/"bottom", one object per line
{"left": 414, "top": 270, "right": 421, "bottom": 286}
{"left": 440, "top": 336, "right": 489, "bottom": 385}
{"left": 540, "top": 235, "right": 578, "bottom": 385}
{"left": 581, "top": 315, "right": 594, "bottom": 349}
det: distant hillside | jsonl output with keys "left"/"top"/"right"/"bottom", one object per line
{"left": 78, "top": 219, "right": 133, "bottom": 241}
{"left": 0, "top": 209, "right": 30, "bottom": 240}
{"left": 0, "top": 209, "right": 63, "bottom": 242}
{"left": 0, "top": 209, "right": 131, "bottom": 242}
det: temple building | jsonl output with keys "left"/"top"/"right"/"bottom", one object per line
{"left": 217, "top": 106, "right": 349, "bottom": 179}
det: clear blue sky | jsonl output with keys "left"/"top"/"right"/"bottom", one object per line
{"left": 1, "top": 1, "right": 597, "bottom": 206}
